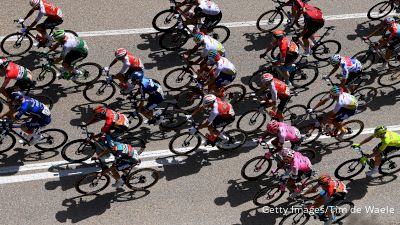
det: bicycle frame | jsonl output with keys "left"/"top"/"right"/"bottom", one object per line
{"left": 0, "top": 119, "right": 41, "bottom": 146}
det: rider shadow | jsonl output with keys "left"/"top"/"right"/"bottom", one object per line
{"left": 69, "top": 103, "right": 97, "bottom": 127}
{"left": 5, "top": 51, "right": 42, "bottom": 69}
{"left": 0, "top": 146, "right": 59, "bottom": 169}
{"left": 243, "top": 32, "right": 272, "bottom": 52}
{"left": 347, "top": 20, "right": 382, "bottom": 41}
{"left": 145, "top": 49, "right": 185, "bottom": 71}
{"left": 32, "top": 82, "right": 85, "bottom": 107}
{"left": 366, "top": 86, "right": 399, "bottom": 111}
{"left": 137, "top": 32, "right": 163, "bottom": 52}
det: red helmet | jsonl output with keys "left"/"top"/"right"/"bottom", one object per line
{"left": 266, "top": 120, "right": 280, "bottom": 134}
{"left": 272, "top": 29, "right": 285, "bottom": 39}
{"left": 94, "top": 105, "right": 107, "bottom": 117}
{"left": 261, "top": 73, "right": 273, "bottom": 84}
{"left": 115, "top": 48, "right": 127, "bottom": 59}
{"left": 317, "top": 175, "right": 331, "bottom": 186}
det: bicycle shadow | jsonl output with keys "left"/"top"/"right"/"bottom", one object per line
{"left": 347, "top": 20, "right": 382, "bottom": 41}
{"left": 366, "top": 86, "right": 400, "bottom": 111}
{"left": 243, "top": 32, "right": 271, "bottom": 52}
{"left": 0, "top": 147, "right": 59, "bottom": 171}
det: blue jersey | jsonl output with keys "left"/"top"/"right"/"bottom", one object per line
{"left": 139, "top": 77, "right": 164, "bottom": 98}
{"left": 15, "top": 97, "right": 51, "bottom": 120}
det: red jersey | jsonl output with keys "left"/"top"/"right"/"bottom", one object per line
{"left": 102, "top": 109, "right": 129, "bottom": 133}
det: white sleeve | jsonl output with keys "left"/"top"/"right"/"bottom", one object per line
{"left": 270, "top": 81, "right": 278, "bottom": 102}
{"left": 207, "top": 102, "right": 219, "bottom": 123}
{"left": 34, "top": 8, "right": 45, "bottom": 22}
{"left": 119, "top": 58, "right": 130, "bottom": 74}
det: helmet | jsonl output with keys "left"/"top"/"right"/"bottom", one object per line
{"left": 329, "top": 85, "right": 342, "bottom": 96}
{"left": 208, "top": 50, "right": 221, "bottom": 62}
{"left": 0, "top": 58, "right": 9, "bottom": 70}
{"left": 374, "top": 125, "right": 387, "bottom": 137}
{"left": 29, "top": 0, "right": 40, "bottom": 8}
{"left": 317, "top": 175, "right": 331, "bottom": 186}
{"left": 115, "top": 48, "right": 127, "bottom": 59}
{"left": 94, "top": 105, "right": 107, "bottom": 117}
{"left": 385, "top": 17, "right": 395, "bottom": 26}
{"left": 131, "top": 71, "right": 144, "bottom": 81}
{"left": 266, "top": 120, "right": 280, "bottom": 134}
{"left": 193, "top": 32, "right": 205, "bottom": 43}
{"left": 10, "top": 91, "right": 24, "bottom": 101}
{"left": 202, "top": 94, "right": 216, "bottom": 105}
{"left": 261, "top": 73, "right": 273, "bottom": 84}
{"left": 52, "top": 29, "right": 65, "bottom": 41}
{"left": 281, "top": 148, "right": 295, "bottom": 161}
{"left": 329, "top": 54, "right": 341, "bottom": 65}
{"left": 272, "top": 29, "right": 285, "bottom": 39}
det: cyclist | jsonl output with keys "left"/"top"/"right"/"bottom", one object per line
{"left": 324, "top": 54, "right": 363, "bottom": 93}
{"left": 180, "top": 0, "right": 222, "bottom": 32}
{"left": 363, "top": 16, "right": 400, "bottom": 70}
{"left": 258, "top": 120, "right": 302, "bottom": 154}
{"left": 104, "top": 48, "right": 144, "bottom": 94}
{"left": 131, "top": 73, "right": 165, "bottom": 125}
{"left": 302, "top": 175, "right": 347, "bottom": 225}
{"left": 184, "top": 32, "right": 226, "bottom": 68}
{"left": 187, "top": 94, "right": 235, "bottom": 145}
{"left": 308, "top": 85, "right": 358, "bottom": 139}
{"left": 352, "top": 126, "right": 400, "bottom": 176}
{"left": 3, "top": 91, "right": 51, "bottom": 145}
{"left": 47, "top": 30, "right": 88, "bottom": 80}
{"left": 22, "top": 0, "right": 63, "bottom": 47}
{"left": 91, "top": 134, "right": 140, "bottom": 189}
{"left": 86, "top": 106, "right": 129, "bottom": 139}
{"left": 257, "top": 73, "right": 292, "bottom": 121}
{"left": 0, "top": 58, "right": 34, "bottom": 98}
{"left": 259, "top": 29, "right": 299, "bottom": 86}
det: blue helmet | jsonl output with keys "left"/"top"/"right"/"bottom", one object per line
{"left": 330, "top": 85, "right": 342, "bottom": 96}
{"left": 10, "top": 91, "right": 24, "bottom": 101}
{"left": 193, "top": 32, "right": 205, "bottom": 43}
{"left": 130, "top": 71, "right": 144, "bottom": 81}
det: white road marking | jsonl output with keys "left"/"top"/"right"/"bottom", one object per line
{"left": 0, "top": 12, "right": 395, "bottom": 41}
{"left": 0, "top": 125, "right": 400, "bottom": 184}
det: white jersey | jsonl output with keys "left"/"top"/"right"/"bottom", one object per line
{"left": 61, "top": 33, "right": 79, "bottom": 58}
{"left": 329, "top": 92, "right": 358, "bottom": 113}
{"left": 215, "top": 57, "right": 236, "bottom": 76}
{"left": 198, "top": 0, "right": 220, "bottom": 15}
{"left": 201, "top": 36, "right": 225, "bottom": 57}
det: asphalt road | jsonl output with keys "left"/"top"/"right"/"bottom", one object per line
{"left": 1, "top": 1, "right": 400, "bottom": 225}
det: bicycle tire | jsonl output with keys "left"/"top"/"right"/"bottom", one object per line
{"left": 152, "top": 9, "right": 179, "bottom": 32}
{"left": 353, "top": 86, "right": 377, "bottom": 110}
{"left": 291, "top": 64, "right": 319, "bottom": 88}
{"left": 72, "top": 62, "right": 103, "bottom": 85}
{"left": 253, "top": 184, "right": 285, "bottom": 206}
{"left": 378, "top": 71, "right": 400, "bottom": 86}
{"left": 208, "top": 25, "right": 230, "bottom": 44}
{"left": 34, "top": 128, "right": 68, "bottom": 150}
{"left": 216, "top": 129, "right": 247, "bottom": 151}
{"left": 248, "top": 67, "right": 272, "bottom": 91}
{"left": 31, "top": 66, "right": 57, "bottom": 89}
{"left": 0, "top": 133, "right": 16, "bottom": 154}
{"left": 126, "top": 168, "right": 160, "bottom": 190}
{"left": 236, "top": 109, "right": 267, "bottom": 133}
{"left": 163, "top": 67, "right": 194, "bottom": 90}
{"left": 119, "top": 136, "right": 146, "bottom": 151}
{"left": 279, "top": 212, "right": 310, "bottom": 225}
{"left": 225, "top": 84, "right": 246, "bottom": 105}
{"left": 379, "top": 154, "right": 400, "bottom": 175}
{"left": 119, "top": 111, "right": 143, "bottom": 131}
{"left": 283, "top": 104, "right": 308, "bottom": 125}
{"left": 367, "top": 1, "right": 394, "bottom": 20}
{"left": 334, "top": 201, "right": 355, "bottom": 223}
{"left": 83, "top": 80, "right": 117, "bottom": 103}
{"left": 352, "top": 50, "right": 375, "bottom": 71}
{"left": 159, "top": 29, "right": 190, "bottom": 51}
{"left": 312, "top": 40, "right": 341, "bottom": 61}
{"left": 337, "top": 120, "right": 364, "bottom": 141}
{"left": 160, "top": 108, "right": 188, "bottom": 129}
{"left": 169, "top": 132, "right": 202, "bottom": 155}
{"left": 334, "top": 158, "right": 365, "bottom": 180}
{"left": 307, "top": 91, "right": 334, "bottom": 112}
{"left": 298, "top": 124, "right": 322, "bottom": 145}
{"left": 241, "top": 156, "right": 272, "bottom": 181}
{"left": 0, "top": 32, "right": 33, "bottom": 56}
{"left": 256, "top": 10, "right": 284, "bottom": 32}
{"left": 61, "top": 139, "right": 96, "bottom": 163}
{"left": 75, "top": 173, "right": 110, "bottom": 195}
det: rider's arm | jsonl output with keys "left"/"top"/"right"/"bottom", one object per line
{"left": 358, "top": 134, "right": 375, "bottom": 146}
{"left": 93, "top": 148, "right": 111, "bottom": 159}
{"left": 326, "top": 65, "right": 339, "bottom": 78}
{"left": 48, "top": 42, "right": 61, "bottom": 53}
{"left": 27, "top": 8, "right": 45, "bottom": 30}
{"left": 365, "top": 23, "right": 384, "bottom": 39}
{"left": 23, "top": 9, "right": 35, "bottom": 21}
{"left": 186, "top": 44, "right": 201, "bottom": 56}
{"left": 190, "top": 105, "right": 205, "bottom": 118}
{"left": 269, "top": 81, "right": 278, "bottom": 106}
{"left": 108, "top": 58, "right": 118, "bottom": 69}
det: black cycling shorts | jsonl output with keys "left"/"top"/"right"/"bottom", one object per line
{"left": 212, "top": 115, "right": 235, "bottom": 128}
{"left": 41, "top": 17, "right": 64, "bottom": 29}
{"left": 64, "top": 50, "right": 88, "bottom": 65}
{"left": 303, "top": 16, "right": 324, "bottom": 39}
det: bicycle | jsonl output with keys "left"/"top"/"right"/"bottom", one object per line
{"left": 0, "top": 19, "right": 78, "bottom": 56}
{"left": 334, "top": 146, "right": 400, "bottom": 180}
{"left": 75, "top": 159, "right": 159, "bottom": 195}
{"left": 0, "top": 118, "right": 68, "bottom": 154}
{"left": 61, "top": 123, "right": 146, "bottom": 163}
{"left": 367, "top": 0, "right": 399, "bottom": 20}
{"left": 0, "top": 89, "right": 53, "bottom": 114}
{"left": 256, "top": 0, "right": 307, "bottom": 32}
{"left": 241, "top": 142, "right": 315, "bottom": 181}
{"left": 168, "top": 118, "right": 247, "bottom": 155}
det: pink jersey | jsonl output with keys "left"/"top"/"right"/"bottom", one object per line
{"left": 289, "top": 152, "right": 312, "bottom": 179}
{"left": 277, "top": 122, "right": 301, "bottom": 143}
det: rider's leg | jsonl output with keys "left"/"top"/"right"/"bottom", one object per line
{"left": 367, "top": 146, "right": 382, "bottom": 176}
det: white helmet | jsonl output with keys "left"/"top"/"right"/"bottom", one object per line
{"left": 29, "top": 0, "right": 40, "bottom": 8}
{"left": 329, "top": 54, "right": 341, "bottom": 65}
{"left": 115, "top": 48, "right": 127, "bottom": 59}
{"left": 202, "top": 94, "right": 217, "bottom": 105}
{"left": 281, "top": 148, "right": 295, "bottom": 161}
{"left": 261, "top": 73, "right": 273, "bottom": 84}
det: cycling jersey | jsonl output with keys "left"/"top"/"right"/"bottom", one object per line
{"left": 34, "top": 0, "right": 63, "bottom": 22}
{"left": 119, "top": 52, "right": 144, "bottom": 74}
{"left": 268, "top": 78, "right": 291, "bottom": 101}
{"left": 61, "top": 33, "right": 88, "bottom": 59}
{"left": 277, "top": 122, "right": 301, "bottom": 143}
{"left": 208, "top": 97, "right": 235, "bottom": 123}
{"left": 273, "top": 36, "right": 299, "bottom": 60}
{"left": 198, "top": 0, "right": 220, "bottom": 15}
{"left": 3, "top": 62, "right": 33, "bottom": 84}
{"left": 376, "top": 131, "right": 400, "bottom": 152}
{"left": 303, "top": 4, "right": 324, "bottom": 22}
{"left": 201, "top": 36, "right": 225, "bottom": 57}
{"left": 289, "top": 152, "right": 312, "bottom": 179}
{"left": 388, "top": 23, "right": 400, "bottom": 41}
{"left": 15, "top": 96, "right": 51, "bottom": 121}
{"left": 106, "top": 136, "right": 139, "bottom": 162}
{"left": 330, "top": 92, "right": 358, "bottom": 113}
{"left": 139, "top": 77, "right": 164, "bottom": 97}
{"left": 320, "top": 180, "right": 347, "bottom": 198}
{"left": 214, "top": 57, "right": 236, "bottom": 77}
{"left": 102, "top": 109, "right": 129, "bottom": 133}
{"left": 339, "top": 57, "right": 362, "bottom": 80}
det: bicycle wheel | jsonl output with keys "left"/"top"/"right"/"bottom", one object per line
{"left": 353, "top": 86, "right": 377, "bottom": 109}
{"left": 34, "top": 128, "right": 68, "bottom": 150}
{"left": 163, "top": 67, "right": 194, "bottom": 90}
{"left": 352, "top": 50, "right": 375, "bottom": 71}
{"left": 119, "top": 136, "right": 146, "bottom": 152}
{"left": 256, "top": 10, "right": 284, "bottom": 32}
{"left": 379, "top": 154, "right": 400, "bottom": 175}
{"left": 334, "top": 201, "right": 355, "bottom": 223}
{"left": 283, "top": 104, "right": 308, "bottom": 125}
{"left": 302, "top": 179, "right": 322, "bottom": 199}
{"left": 334, "top": 158, "right": 365, "bottom": 180}
{"left": 0, "top": 32, "right": 33, "bottom": 56}
{"left": 253, "top": 184, "right": 285, "bottom": 206}
{"left": 279, "top": 212, "right": 310, "bottom": 225}
{"left": 152, "top": 9, "right": 179, "bottom": 32}
{"left": 378, "top": 72, "right": 400, "bottom": 86}
{"left": 120, "top": 111, "right": 143, "bottom": 131}
{"left": 312, "top": 40, "right": 341, "bottom": 61}
{"left": 175, "top": 88, "right": 203, "bottom": 112}
{"left": 83, "top": 80, "right": 116, "bottom": 103}
{"left": 159, "top": 29, "right": 190, "bottom": 51}
{"left": 126, "top": 168, "right": 160, "bottom": 190}
{"left": 337, "top": 120, "right": 364, "bottom": 141}
{"left": 224, "top": 84, "right": 246, "bottom": 105}
{"left": 216, "top": 129, "right": 247, "bottom": 151}
{"left": 160, "top": 108, "right": 188, "bottom": 129}
{"left": 299, "top": 148, "right": 316, "bottom": 160}
{"left": 208, "top": 25, "right": 230, "bottom": 44}
{"left": 307, "top": 91, "right": 334, "bottom": 112}
{"left": 241, "top": 156, "right": 272, "bottom": 180}
{"left": 75, "top": 173, "right": 110, "bottom": 195}
{"left": 32, "top": 94, "right": 54, "bottom": 110}
{"left": 72, "top": 62, "right": 102, "bottom": 85}
{"left": 0, "top": 133, "right": 16, "bottom": 154}
{"left": 31, "top": 66, "right": 57, "bottom": 89}
{"left": 61, "top": 139, "right": 96, "bottom": 163}
{"left": 169, "top": 132, "right": 201, "bottom": 155}
{"left": 298, "top": 124, "right": 322, "bottom": 145}
{"left": 236, "top": 110, "right": 267, "bottom": 133}
{"left": 248, "top": 68, "right": 271, "bottom": 91}
{"left": 291, "top": 64, "right": 318, "bottom": 88}
{"left": 367, "top": 1, "right": 394, "bottom": 20}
